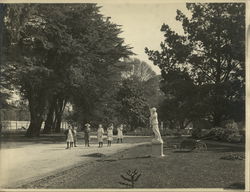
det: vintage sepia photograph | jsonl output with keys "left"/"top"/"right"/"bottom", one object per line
{"left": 0, "top": 0, "right": 247, "bottom": 190}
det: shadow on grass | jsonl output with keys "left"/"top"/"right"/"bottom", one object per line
{"left": 205, "top": 143, "right": 245, "bottom": 153}
{"left": 82, "top": 153, "right": 106, "bottom": 158}
{"left": 224, "top": 182, "right": 245, "bottom": 189}
{"left": 95, "top": 155, "right": 151, "bottom": 162}
{"left": 172, "top": 150, "right": 192, "bottom": 153}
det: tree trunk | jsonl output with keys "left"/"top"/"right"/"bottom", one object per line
{"left": 43, "top": 95, "right": 67, "bottom": 134}
{"left": 212, "top": 85, "right": 223, "bottom": 127}
{"left": 25, "top": 100, "right": 45, "bottom": 137}
{"left": 43, "top": 98, "right": 56, "bottom": 134}
{"left": 54, "top": 97, "right": 67, "bottom": 133}
{"left": 25, "top": 115, "right": 43, "bottom": 137}
{"left": 55, "top": 113, "right": 62, "bottom": 133}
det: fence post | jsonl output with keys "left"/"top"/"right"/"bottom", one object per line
{"left": 16, "top": 110, "right": 18, "bottom": 130}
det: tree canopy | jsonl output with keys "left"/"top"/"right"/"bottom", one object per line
{"left": 146, "top": 3, "right": 245, "bottom": 127}
{"left": 3, "top": 4, "right": 132, "bottom": 136}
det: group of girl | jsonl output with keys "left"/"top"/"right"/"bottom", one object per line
{"left": 97, "top": 123, "right": 124, "bottom": 147}
{"left": 65, "top": 123, "right": 124, "bottom": 149}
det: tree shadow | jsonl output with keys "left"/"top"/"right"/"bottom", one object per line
{"left": 172, "top": 150, "right": 192, "bottom": 153}
{"left": 163, "top": 137, "right": 245, "bottom": 153}
{"left": 224, "top": 182, "right": 245, "bottom": 189}
{"left": 206, "top": 143, "right": 245, "bottom": 153}
{"left": 82, "top": 153, "right": 106, "bottom": 158}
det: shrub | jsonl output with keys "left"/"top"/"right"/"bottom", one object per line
{"left": 191, "top": 127, "right": 202, "bottom": 138}
{"left": 208, "top": 127, "right": 225, "bottom": 140}
{"left": 227, "top": 134, "right": 242, "bottom": 143}
{"left": 161, "top": 128, "right": 174, "bottom": 136}
{"left": 207, "top": 124, "right": 241, "bottom": 142}
{"left": 192, "top": 128, "right": 211, "bottom": 139}
{"left": 220, "top": 153, "right": 245, "bottom": 160}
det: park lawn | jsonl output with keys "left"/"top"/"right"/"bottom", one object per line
{"left": 20, "top": 136, "right": 245, "bottom": 189}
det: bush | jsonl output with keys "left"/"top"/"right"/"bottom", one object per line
{"left": 220, "top": 153, "right": 245, "bottom": 160}
{"left": 192, "top": 120, "right": 244, "bottom": 143}
{"left": 161, "top": 128, "right": 176, "bottom": 136}
{"left": 207, "top": 124, "right": 241, "bottom": 142}
{"left": 227, "top": 134, "right": 242, "bottom": 143}
{"left": 208, "top": 127, "right": 226, "bottom": 140}
{"left": 191, "top": 128, "right": 210, "bottom": 139}
{"left": 224, "top": 121, "right": 240, "bottom": 142}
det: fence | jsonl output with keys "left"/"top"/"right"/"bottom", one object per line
{"left": 0, "top": 109, "right": 30, "bottom": 121}
{"left": 0, "top": 109, "right": 69, "bottom": 132}
{"left": 0, "top": 120, "right": 69, "bottom": 132}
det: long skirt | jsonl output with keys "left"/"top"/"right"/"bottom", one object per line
{"left": 117, "top": 130, "right": 123, "bottom": 139}
{"left": 107, "top": 136, "right": 113, "bottom": 141}
{"left": 67, "top": 131, "right": 74, "bottom": 142}
{"left": 97, "top": 134, "right": 103, "bottom": 142}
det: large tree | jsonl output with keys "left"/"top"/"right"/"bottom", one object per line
{"left": 146, "top": 3, "right": 245, "bottom": 126}
{"left": 117, "top": 77, "right": 150, "bottom": 130}
{"left": 3, "top": 4, "right": 132, "bottom": 136}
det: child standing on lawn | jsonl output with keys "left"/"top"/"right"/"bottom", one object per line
{"left": 84, "top": 123, "right": 91, "bottom": 147}
{"left": 117, "top": 124, "right": 124, "bottom": 143}
{"left": 97, "top": 124, "right": 104, "bottom": 147}
{"left": 107, "top": 123, "right": 114, "bottom": 147}
{"left": 65, "top": 126, "right": 74, "bottom": 149}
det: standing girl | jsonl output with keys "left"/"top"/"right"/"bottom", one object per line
{"left": 65, "top": 126, "right": 74, "bottom": 149}
{"left": 97, "top": 124, "right": 104, "bottom": 147}
{"left": 117, "top": 124, "right": 124, "bottom": 143}
{"left": 107, "top": 123, "right": 114, "bottom": 147}
{"left": 84, "top": 123, "right": 91, "bottom": 147}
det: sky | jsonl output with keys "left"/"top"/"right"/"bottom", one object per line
{"left": 99, "top": 3, "right": 190, "bottom": 74}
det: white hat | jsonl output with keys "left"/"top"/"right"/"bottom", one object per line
{"left": 151, "top": 107, "right": 157, "bottom": 112}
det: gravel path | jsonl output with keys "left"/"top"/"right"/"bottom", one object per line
{"left": 0, "top": 135, "right": 151, "bottom": 188}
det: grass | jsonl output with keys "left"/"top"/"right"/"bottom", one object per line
{"left": 19, "top": 136, "right": 245, "bottom": 189}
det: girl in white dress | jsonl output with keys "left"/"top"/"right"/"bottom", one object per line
{"left": 107, "top": 123, "right": 113, "bottom": 147}
{"left": 97, "top": 124, "right": 104, "bottom": 147}
{"left": 117, "top": 124, "right": 124, "bottom": 143}
{"left": 66, "top": 126, "right": 74, "bottom": 149}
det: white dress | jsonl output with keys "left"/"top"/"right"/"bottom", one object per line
{"left": 107, "top": 128, "right": 113, "bottom": 141}
{"left": 97, "top": 128, "right": 104, "bottom": 142}
{"left": 117, "top": 127, "right": 123, "bottom": 139}
{"left": 67, "top": 129, "right": 74, "bottom": 142}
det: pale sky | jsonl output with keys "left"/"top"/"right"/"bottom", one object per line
{"left": 99, "top": 3, "right": 190, "bottom": 74}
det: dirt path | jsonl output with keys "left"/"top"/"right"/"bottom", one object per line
{"left": 0, "top": 136, "right": 151, "bottom": 188}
